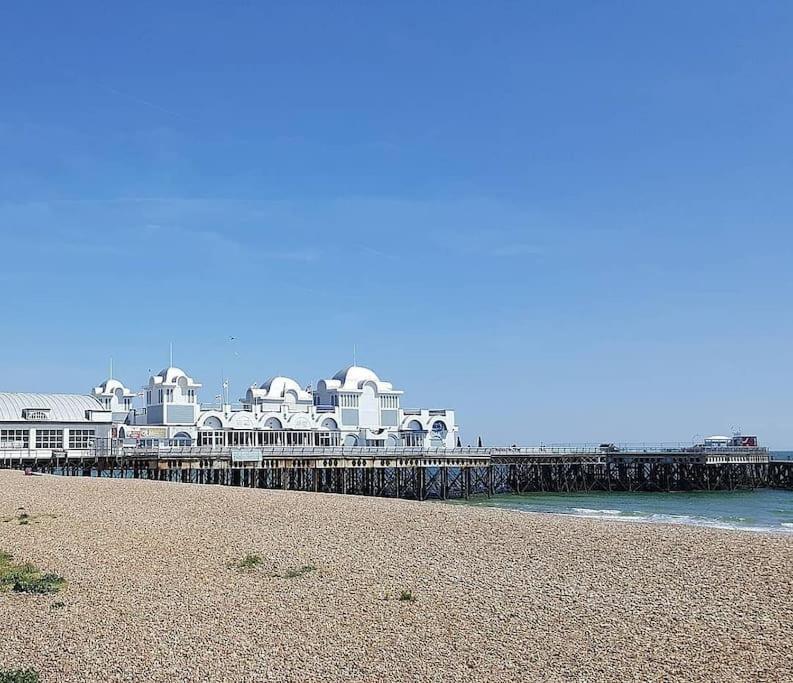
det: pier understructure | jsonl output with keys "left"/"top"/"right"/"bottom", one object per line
{"left": 5, "top": 443, "right": 792, "bottom": 499}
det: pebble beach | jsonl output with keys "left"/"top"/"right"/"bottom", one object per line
{"left": 1, "top": 470, "right": 792, "bottom": 682}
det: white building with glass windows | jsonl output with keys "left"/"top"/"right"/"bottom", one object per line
{"left": 109, "top": 364, "right": 458, "bottom": 449}
{"left": 0, "top": 364, "right": 459, "bottom": 456}
{"left": 0, "top": 392, "right": 112, "bottom": 459}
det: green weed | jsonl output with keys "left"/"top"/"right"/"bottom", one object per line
{"left": 0, "top": 552, "right": 66, "bottom": 594}
{"left": 236, "top": 554, "right": 264, "bottom": 570}
{"left": 0, "top": 669, "right": 40, "bottom": 683}
{"left": 279, "top": 565, "right": 316, "bottom": 579}
{"left": 399, "top": 590, "right": 416, "bottom": 602}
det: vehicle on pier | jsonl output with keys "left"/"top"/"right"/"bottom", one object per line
{"left": 688, "top": 432, "right": 760, "bottom": 452}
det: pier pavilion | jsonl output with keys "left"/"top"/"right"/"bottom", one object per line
{"left": 92, "top": 364, "right": 459, "bottom": 450}
{"left": 0, "top": 392, "right": 112, "bottom": 462}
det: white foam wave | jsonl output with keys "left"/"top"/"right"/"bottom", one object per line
{"left": 571, "top": 507, "right": 621, "bottom": 516}
{"left": 509, "top": 506, "right": 793, "bottom": 535}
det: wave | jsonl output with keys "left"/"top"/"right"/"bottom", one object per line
{"left": 570, "top": 507, "right": 621, "bottom": 516}
{"left": 506, "top": 505, "right": 793, "bottom": 534}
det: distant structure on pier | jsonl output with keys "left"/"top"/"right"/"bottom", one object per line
{"left": 0, "top": 364, "right": 458, "bottom": 458}
{"left": 98, "top": 364, "right": 458, "bottom": 450}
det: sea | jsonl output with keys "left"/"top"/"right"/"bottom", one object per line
{"left": 470, "top": 451, "right": 793, "bottom": 534}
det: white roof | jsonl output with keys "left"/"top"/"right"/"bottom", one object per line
{"left": 261, "top": 376, "right": 310, "bottom": 401}
{"left": 328, "top": 365, "right": 399, "bottom": 393}
{"left": 149, "top": 367, "right": 202, "bottom": 388}
{"left": 246, "top": 376, "right": 311, "bottom": 403}
{"left": 0, "top": 392, "right": 107, "bottom": 422}
{"left": 92, "top": 378, "right": 135, "bottom": 397}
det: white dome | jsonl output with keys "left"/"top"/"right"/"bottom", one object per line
{"left": 93, "top": 378, "right": 135, "bottom": 397}
{"left": 157, "top": 367, "right": 187, "bottom": 383}
{"left": 326, "top": 365, "right": 398, "bottom": 393}
{"left": 333, "top": 365, "right": 380, "bottom": 386}
{"left": 150, "top": 367, "right": 201, "bottom": 388}
{"left": 260, "top": 376, "right": 303, "bottom": 398}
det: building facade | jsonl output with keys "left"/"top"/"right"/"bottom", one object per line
{"left": 107, "top": 364, "right": 458, "bottom": 449}
{"left": 0, "top": 392, "right": 112, "bottom": 459}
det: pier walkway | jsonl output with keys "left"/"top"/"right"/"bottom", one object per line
{"left": 6, "top": 443, "right": 790, "bottom": 499}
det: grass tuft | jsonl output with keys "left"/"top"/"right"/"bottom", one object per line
{"left": 0, "top": 668, "right": 40, "bottom": 683}
{"left": 279, "top": 565, "right": 316, "bottom": 579}
{"left": 236, "top": 554, "right": 264, "bottom": 571}
{"left": 2, "top": 511, "right": 57, "bottom": 526}
{"left": 399, "top": 590, "right": 416, "bottom": 603}
{"left": 0, "top": 552, "right": 66, "bottom": 594}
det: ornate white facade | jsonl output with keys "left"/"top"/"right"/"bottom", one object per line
{"left": 108, "top": 365, "right": 459, "bottom": 449}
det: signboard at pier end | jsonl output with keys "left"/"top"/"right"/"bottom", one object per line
{"left": 231, "top": 449, "right": 262, "bottom": 463}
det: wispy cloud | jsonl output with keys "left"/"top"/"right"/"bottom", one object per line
{"left": 135, "top": 224, "right": 321, "bottom": 262}
{"left": 266, "top": 249, "right": 321, "bottom": 262}
{"left": 356, "top": 245, "right": 398, "bottom": 261}
{"left": 489, "top": 243, "right": 544, "bottom": 257}
{"left": 104, "top": 87, "right": 185, "bottom": 119}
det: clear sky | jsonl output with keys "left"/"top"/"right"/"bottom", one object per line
{"left": 1, "top": 2, "right": 792, "bottom": 447}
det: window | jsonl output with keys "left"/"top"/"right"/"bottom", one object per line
{"left": 165, "top": 388, "right": 174, "bottom": 401}
{"left": 69, "top": 429, "right": 95, "bottom": 450}
{"left": 198, "top": 431, "right": 225, "bottom": 447}
{"left": 158, "top": 389, "right": 163, "bottom": 403}
{"left": 23, "top": 409, "right": 49, "bottom": 420}
{"left": 0, "top": 429, "right": 29, "bottom": 448}
{"left": 317, "top": 431, "right": 341, "bottom": 447}
{"left": 35, "top": 429, "right": 63, "bottom": 449}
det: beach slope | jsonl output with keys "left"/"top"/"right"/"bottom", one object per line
{"left": 0, "top": 470, "right": 791, "bottom": 682}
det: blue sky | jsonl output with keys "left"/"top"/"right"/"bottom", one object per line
{"left": 1, "top": 2, "right": 792, "bottom": 446}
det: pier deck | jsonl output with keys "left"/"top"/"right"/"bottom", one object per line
{"left": 5, "top": 443, "right": 789, "bottom": 498}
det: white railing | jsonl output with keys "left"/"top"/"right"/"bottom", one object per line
{"left": 114, "top": 444, "right": 770, "bottom": 460}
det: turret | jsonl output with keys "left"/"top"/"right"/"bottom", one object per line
{"left": 91, "top": 378, "right": 136, "bottom": 423}
{"left": 143, "top": 367, "right": 202, "bottom": 425}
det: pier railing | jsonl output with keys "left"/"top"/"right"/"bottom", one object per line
{"left": 8, "top": 442, "right": 789, "bottom": 497}
{"left": 0, "top": 442, "right": 770, "bottom": 460}
{"left": 108, "top": 444, "right": 768, "bottom": 458}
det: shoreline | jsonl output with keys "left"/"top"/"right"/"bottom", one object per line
{"left": 40, "top": 469, "right": 793, "bottom": 535}
{"left": 2, "top": 470, "right": 792, "bottom": 681}
{"left": 460, "top": 492, "right": 793, "bottom": 540}
{"left": 482, "top": 502, "right": 793, "bottom": 536}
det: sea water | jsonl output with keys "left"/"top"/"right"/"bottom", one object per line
{"left": 475, "top": 486, "right": 793, "bottom": 534}
{"left": 466, "top": 452, "right": 793, "bottom": 533}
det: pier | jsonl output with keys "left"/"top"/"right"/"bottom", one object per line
{"left": 7, "top": 443, "right": 793, "bottom": 498}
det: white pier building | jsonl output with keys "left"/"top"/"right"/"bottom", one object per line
{"left": 0, "top": 393, "right": 112, "bottom": 460}
{"left": 100, "top": 364, "right": 459, "bottom": 450}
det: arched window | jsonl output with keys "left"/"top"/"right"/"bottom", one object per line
{"left": 172, "top": 431, "right": 193, "bottom": 446}
{"left": 431, "top": 421, "right": 448, "bottom": 442}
